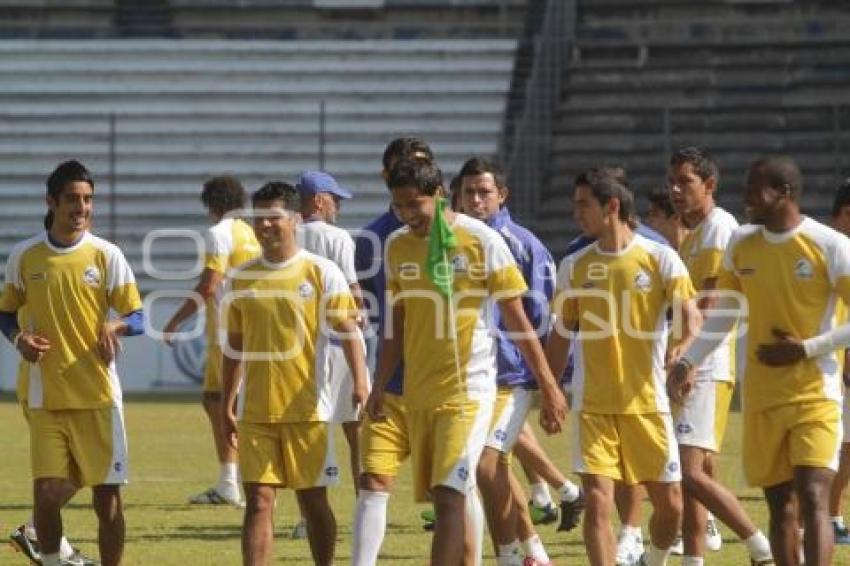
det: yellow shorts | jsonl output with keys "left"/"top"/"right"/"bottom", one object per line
{"left": 239, "top": 420, "right": 338, "bottom": 489}
{"left": 203, "top": 344, "right": 222, "bottom": 392}
{"left": 27, "top": 407, "right": 129, "bottom": 487}
{"left": 574, "top": 412, "right": 681, "bottom": 485}
{"left": 743, "top": 401, "right": 842, "bottom": 487}
{"left": 362, "top": 393, "right": 409, "bottom": 477}
{"left": 674, "top": 380, "right": 734, "bottom": 452}
{"left": 409, "top": 400, "right": 493, "bottom": 502}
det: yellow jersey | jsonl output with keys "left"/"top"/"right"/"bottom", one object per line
{"left": 717, "top": 218, "right": 850, "bottom": 411}
{"left": 0, "top": 232, "right": 142, "bottom": 410}
{"left": 385, "top": 214, "right": 527, "bottom": 410}
{"left": 225, "top": 250, "right": 358, "bottom": 423}
{"left": 204, "top": 218, "right": 260, "bottom": 348}
{"left": 554, "top": 234, "right": 696, "bottom": 414}
{"left": 678, "top": 206, "right": 739, "bottom": 382}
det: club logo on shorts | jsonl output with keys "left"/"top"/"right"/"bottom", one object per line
{"left": 83, "top": 265, "right": 101, "bottom": 287}
{"left": 298, "top": 282, "right": 315, "bottom": 298}
{"left": 457, "top": 466, "right": 469, "bottom": 481}
{"left": 114, "top": 461, "right": 123, "bottom": 472}
{"left": 676, "top": 423, "right": 693, "bottom": 435}
{"left": 325, "top": 466, "right": 339, "bottom": 478}
{"left": 794, "top": 259, "right": 814, "bottom": 280}
{"left": 634, "top": 270, "right": 652, "bottom": 292}
{"left": 667, "top": 461, "right": 679, "bottom": 474}
{"left": 494, "top": 429, "right": 508, "bottom": 442}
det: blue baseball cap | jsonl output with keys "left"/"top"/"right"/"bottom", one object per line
{"left": 296, "top": 171, "right": 352, "bottom": 200}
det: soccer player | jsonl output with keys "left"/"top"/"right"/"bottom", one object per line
{"left": 351, "top": 137, "right": 437, "bottom": 566}
{"left": 296, "top": 170, "right": 367, "bottom": 494}
{"left": 829, "top": 178, "right": 850, "bottom": 545}
{"left": 667, "top": 147, "right": 773, "bottom": 565}
{"left": 669, "top": 155, "right": 850, "bottom": 565}
{"left": 0, "top": 160, "right": 144, "bottom": 566}
{"left": 546, "top": 172, "right": 700, "bottom": 566}
{"left": 560, "top": 166, "right": 671, "bottom": 565}
{"left": 220, "top": 183, "right": 369, "bottom": 566}
{"left": 163, "top": 175, "right": 260, "bottom": 507}
{"left": 372, "top": 158, "right": 566, "bottom": 565}
{"left": 459, "top": 156, "right": 576, "bottom": 565}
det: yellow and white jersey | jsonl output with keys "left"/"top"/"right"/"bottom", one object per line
{"left": 678, "top": 207, "right": 739, "bottom": 382}
{"left": 298, "top": 220, "right": 358, "bottom": 285}
{"left": 717, "top": 217, "right": 850, "bottom": 411}
{"left": 225, "top": 250, "right": 358, "bottom": 424}
{"left": 0, "top": 232, "right": 142, "bottom": 410}
{"left": 204, "top": 218, "right": 260, "bottom": 347}
{"left": 554, "top": 234, "right": 696, "bottom": 414}
{"left": 385, "top": 214, "right": 527, "bottom": 410}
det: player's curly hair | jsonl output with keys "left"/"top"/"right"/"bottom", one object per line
{"left": 201, "top": 175, "right": 246, "bottom": 216}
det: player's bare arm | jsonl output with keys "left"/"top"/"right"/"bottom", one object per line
{"left": 220, "top": 330, "right": 243, "bottom": 450}
{"left": 162, "top": 267, "right": 224, "bottom": 345}
{"left": 335, "top": 317, "right": 370, "bottom": 413}
{"left": 499, "top": 295, "right": 566, "bottom": 434}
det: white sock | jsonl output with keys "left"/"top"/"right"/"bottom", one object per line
{"left": 217, "top": 462, "right": 239, "bottom": 494}
{"left": 682, "top": 557, "right": 704, "bottom": 566}
{"left": 622, "top": 524, "right": 643, "bottom": 541}
{"left": 706, "top": 511, "right": 715, "bottom": 522}
{"left": 833, "top": 515, "right": 846, "bottom": 529}
{"left": 643, "top": 543, "right": 670, "bottom": 566}
{"left": 59, "top": 537, "right": 75, "bottom": 559}
{"left": 558, "top": 480, "right": 581, "bottom": 503}
{"left": 23, "top": 516, "right": 36, "bottom": 540}
{"left": 744, "top": 530, "right": 772, "bottom": 561}
{"left": 351, "top": 490, "right": 389, "bottom": 566}
{"left": 465, "top": 490, "right": 485, "bottom": 566}
{"left": 497, "top": 540, "right": 522, "bottom": 566}
{"left": 521, "top": 534, "right": 550, "bottom": 563}
{"left": 41, "top": 553, "right": 60, "bottom": 566}
{"left": 530, "top": 482, "right": 553, "bottom": 508}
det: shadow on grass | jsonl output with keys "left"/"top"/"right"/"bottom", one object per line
{"left": 128, "top": 524, "right": 242, "bottom": 543}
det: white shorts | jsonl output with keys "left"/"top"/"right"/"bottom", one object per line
{"left": 674, "top": 380, "right": 734, "bottom": 452}
{"left": 328, "top": 337, "right": 371, "bottom": 423}
{"left": 842, "top": 392, "right": 850, "bottom": 443}
{"left": 485, "top": 387, "right": 533, "bottom": 454}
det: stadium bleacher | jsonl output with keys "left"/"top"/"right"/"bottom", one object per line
{"left": 513, "top": 0, "right": 850, "bottom": 255}
{"left": 0, "top": 38, "right": 516, "bottom": 291}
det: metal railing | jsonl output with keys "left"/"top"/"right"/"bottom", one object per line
{"left": 500, "top": 0, "right": 576, "bottom": 226}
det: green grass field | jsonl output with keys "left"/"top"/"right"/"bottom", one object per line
{"left": 1, "top": 397, "right": 848, "bottom": 565}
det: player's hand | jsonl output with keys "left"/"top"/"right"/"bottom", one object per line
{"left": 539, "top": 384, "right": 567, "bottom": 435}
{"left": 365, "top": 389, "right": 386, "bottom": 422}
{"left": 666, "top": 359, "right": 694, "bottom": 405}
{"left": 222, "top": 406, "right": 238, "bottom": 450}
{"left": 352, "top": 377, "right": 369, "bottom": 419}
{"left": 757, "top": 328, "right": 806, "bottom": 367}
{"left": 16, "top": 331, "right": 51, "bottom": 363}
{"left": 665, "top": 344, "right": 686, "bottom": 369}
{"left": 98, "top": 320, "right": 125, "bottom": 364}
{"left": 162, "top": 319, "right": 179, "bottom": 347}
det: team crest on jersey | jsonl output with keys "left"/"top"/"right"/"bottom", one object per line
{"left": 450, "top": 253, "right": 469, "bottom": 273}
{"left": 298, "top": 282, "right": 315, "bottom": 298}
{"left": 633, "top": 270, "right": 652, "bottom": 292}
{"left": 83, "top": 265, "right": 101, "bottom": 286}
{"left": 325, "top": 466, "right": 339, "bottom": 478}
{"left": 794, "top": 259, "right": 814, "bottom": 280}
